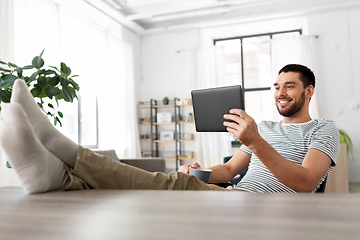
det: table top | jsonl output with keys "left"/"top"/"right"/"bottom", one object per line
{"left": 1, "top": 187, "right": 360, "bottom": 240}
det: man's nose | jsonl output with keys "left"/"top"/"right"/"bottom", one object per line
{"left": 278, "top": 87, "right": 287, "bottom": 97}
{"left": 275, "top": 87, "right": 286, "bottom": 98}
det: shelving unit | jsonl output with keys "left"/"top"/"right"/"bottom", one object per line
{"left": 138, "top": 98, "right": 194, "bottom": 171}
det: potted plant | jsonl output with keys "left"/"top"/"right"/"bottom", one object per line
{"left": 0, "top": 49, "right": 80, "bottom": 126}
{"left": 339, "top": 129, "right": 354, "bottom": 161}
{"left": 163, "top": 96, "right": 169, "bottom": 105}
{"left": 0, "top": 50, "right": 80, "bottom": 169}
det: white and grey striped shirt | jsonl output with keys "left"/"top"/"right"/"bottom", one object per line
{"left": 235, "top": 119, "right": 340, "bottom": 193}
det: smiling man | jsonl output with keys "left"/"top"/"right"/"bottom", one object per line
{"left": 0, "top": 64, "right": 340, "bottom": 193}
{"left": 191, "top": 64, "right": 340, "bottom": 192}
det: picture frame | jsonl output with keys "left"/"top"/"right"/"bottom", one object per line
{"left": 160, "top": 131, "right": 174, "bottom": 140}
{"left": 157, "top": 112, "right": 172, "bottom": 123}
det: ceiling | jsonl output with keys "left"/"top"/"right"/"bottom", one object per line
{"left": 84, "top": 0, "right": 360, "bottom": 35}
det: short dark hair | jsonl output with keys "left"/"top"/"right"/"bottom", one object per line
{"left": 278, "top": 64, "right": 315, "bottom": 88}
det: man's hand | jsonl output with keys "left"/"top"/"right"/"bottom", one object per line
{"left": 179, "top": 162, "right": 201, "bottom": 173}
{"left": 223, "top": 109, "right": 261, "bottom": 148}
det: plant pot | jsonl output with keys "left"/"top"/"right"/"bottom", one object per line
{"left": 163, "top": 99, "right": 169, "bottom": 105}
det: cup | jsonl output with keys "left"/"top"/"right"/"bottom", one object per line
{"left": 189, "top": 167, "right": 212, "bottom": 183}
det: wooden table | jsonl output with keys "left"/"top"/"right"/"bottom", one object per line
{"left": 1, "top": 187, "right": 360, "bottom": 240}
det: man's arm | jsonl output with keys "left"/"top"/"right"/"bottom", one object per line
{"left": 245, "top": 137, "right": 331, "bottom": 192}
{"left": 179, "top": 149, "right": 251, "bottom": 184}
{"left": 208, "top": 150, "right": 251, "bottom": 183}
{"left": 224, "top": 109, "right": 332, "bottom": 192}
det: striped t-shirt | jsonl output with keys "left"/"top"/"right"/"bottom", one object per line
{"left": 235, "top": 119, "right": 340, "bottom": 193}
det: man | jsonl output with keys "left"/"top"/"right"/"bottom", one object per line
{"left": 182, "top": 64, "right": 340, "bottom": 192}
{"left": 0, "top": 64, "right": 339, "bottom": 193}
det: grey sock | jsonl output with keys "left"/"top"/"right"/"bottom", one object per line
{"left": 0, "top": 103, "right": 70, "bottom": 193}
{"left": 11, "top": 79, "right": 78, "bottom": 168}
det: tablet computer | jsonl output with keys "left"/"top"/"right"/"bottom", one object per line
{"left": 191, "top": 85, "right": 244, "bottom": 132}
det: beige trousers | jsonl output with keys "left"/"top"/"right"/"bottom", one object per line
{"left": 62, "top": 146, "right": 225, "bottom": 191}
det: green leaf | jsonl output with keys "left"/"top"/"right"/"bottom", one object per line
{"left": 48, "top": 76, "right": 59, "bottom": 86}
{"left": 60, "top": 76, "right": 71, "bottom": 87}
{"left": 68, "top": 86, "right": 78, "bottom": 99}
{"left": 62, "top": 86, "right": 73, "bottom": 102}
{"left": 66, "top": 66, "right": 71, "bottom": 76}
{"left": 23, "top": 65, "right": 34, "bottom": 70}
{"left": 30, "top": 87, "right": 42, "bottom": 97}
{"left": 0, "top": 89, "right": 11, "bottom": 102}
{"left": 45, "top": 88, "right": 53, "bottom": 99}
{"left": 8, "top": 62, "right": 18, "bottom": 68}
{"left": 29, "top": 70, "right": 40, "bottom": 82}
{"left": 0, "top": 67, "right": 11, "bottom": 72}
{"left": 42, "top": 69, "right": 57, "bottom": 76}
{"left": 0, "top": 74, "right": 17, "bottom": 88}
{"left": 15, "top": 68, "right": 23, "bottom": 78}
{"left": 50, "top": 86, "right": 61, "bottom": 95}
{"left": 55, "top": 93, "right": 63, "bottom": 101}
{"left": 48, "top": 103, "right": 54, "bottom": 109}
{"left": 70, "top": 79, "right": 80, "bottom": 91}
{"left": 6, "top": 161, "right": 11, "bottom": 168}
{"left": 39, "top": 49, "right": 45, "bottom": 59}
{"left": 58, "top": 111, "right": 63, "bottom": 118}
{"left": 70, "top": 75, "right": 79, "bottom": 78}
{"left": 38, "top": 76, "right": 49, "bottom": 88}
{"left": 60, "top": 62, "right": 68, "bottom": 76}
{"left": 56, "top": 117, "right": 62, "bottom": 127}
{"left": 32, "top": 56, "right": 44, "bottom": 69}
{"left": 0, "top": 60, "right": 7, "bottom": 65}
{"left": 49, "top": 65, "right": 59, "bottom": 71}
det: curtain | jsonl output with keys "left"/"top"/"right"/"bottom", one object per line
{"left": 271, "top": 34, "right": 320, "bottom": 119}
{"left": 98, "top": 38, "right": 141, "bottom": 158}
{"left": 0, "top": 0, "right": 141, "bottom": 188}
{"left": 0, "top": 0, "right": 22, "bottom": 187}
{"left": 189, "top": 46, "right": 233, "bottom": 168}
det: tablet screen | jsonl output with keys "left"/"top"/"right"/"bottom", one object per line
{"left": 191, "top": 85, "right": 244, "bottom": 132}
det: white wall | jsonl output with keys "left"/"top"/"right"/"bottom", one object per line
{"left": 307, "top": 8, "right": 360, "bottom": 182}
{"left": 140, "top": 29, "right": 200, "bottom": 101}
{"left": 122, "top": 26, "right": 142, "bottom": 103}
{"left": 140, "top": 8, "right": 360, "bottom": 180}
{"left": 139, "top": 30, "right": 200, "bottom": 169}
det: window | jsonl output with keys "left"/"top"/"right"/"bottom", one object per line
{"left": 56, "top": 8, "right": 106, "bottom": 148}
{"left": 214, "top": 30, "right": 301, "bottom": 122}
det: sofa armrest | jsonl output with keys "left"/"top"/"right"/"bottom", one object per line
{"left": 119, "top": 158, "right": 166, "bottom": 173}
{"left": 95, "top": 150, "right": 166, "bottom": 173}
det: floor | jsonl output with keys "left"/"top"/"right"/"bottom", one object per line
{"left": 349, "top": 182, "right": 360, "bottom": 193}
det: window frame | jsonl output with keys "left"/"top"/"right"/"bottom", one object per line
{"left": 213, "top": 29, "right": 302, "bottom": 110}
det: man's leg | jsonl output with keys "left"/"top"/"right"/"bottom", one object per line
{"left": 7, "top": 80, "right": 224, "bottom": 192}
{"left": 0, "top": 103, "right": 70, "bottom": 193}
{"left": 66, "top": 146, "right": 225, "bottom": 191}
{"left": 11, "top": 79, "right": 78, "bottom": 168}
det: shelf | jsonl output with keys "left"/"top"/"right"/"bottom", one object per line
{"left": 141, "top": 151, "right": 194, "bottom": 160}
{"left": 138, "top": 98, "right": 193, "bottom": 171}
{"left": 138, "top": 100, "right": 192, "bottom": 109}
{"left": 152, "top": 139, "right": 193, "bottom": 143}
{"left": 165, "top": 152, "right": 194, "bottom": 160}
{"left": 140, "top": 134, "right": 194, "bottom": 142}
{"left": 140, "top": 121, "right": 194, "bottom": 125}
{"left": 138, "top": 104, "right": 192, "bottom": 109}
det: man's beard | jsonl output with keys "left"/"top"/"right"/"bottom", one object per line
{"left": 276, "top": 91, "right": 306, "bottom": 117}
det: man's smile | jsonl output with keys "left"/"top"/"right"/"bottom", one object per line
{"left": 278, "top": 99, "right": 292, "bottom": 107}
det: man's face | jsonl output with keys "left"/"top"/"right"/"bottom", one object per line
{"left": 273, "top": 72, "right": 307, "bottom": 117}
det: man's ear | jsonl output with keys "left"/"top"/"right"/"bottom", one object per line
{"left": 306, "top": 85, "right": 315, "bottom": 100}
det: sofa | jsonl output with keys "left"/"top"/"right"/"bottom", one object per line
{"left": 95, "top": 149, "right": 167, "bottom": 173}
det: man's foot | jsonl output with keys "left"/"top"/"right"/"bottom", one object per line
{"left": 11, "top": 79, "right": 78, "bottom": 168}
{"left": 0, "top": 103, "right": 70, "bottom": 193}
